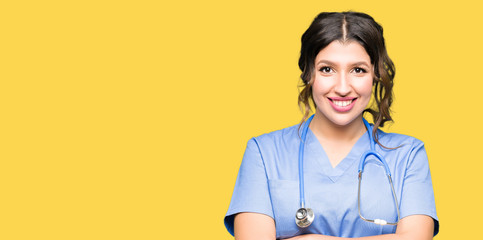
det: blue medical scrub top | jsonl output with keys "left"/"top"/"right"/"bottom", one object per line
{"left": 224, "top": 123, "right": 439, "bottom": 239}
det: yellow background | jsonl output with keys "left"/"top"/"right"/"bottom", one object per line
{"left": 0, "top": 0, "right": 481, "bottom": 239}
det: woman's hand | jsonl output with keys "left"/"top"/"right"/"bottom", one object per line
{"left": 285, "top": 235, "right": 312, "bottom": 240}
{"left": 235, "top": 214, "right": 434, "bottom": 240}
{"left": 288, "top": 215, "right": 434, "bottom": 240}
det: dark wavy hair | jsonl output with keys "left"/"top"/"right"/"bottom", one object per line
{"left": 298, "top": 11, "right": 395, "bottom": 145}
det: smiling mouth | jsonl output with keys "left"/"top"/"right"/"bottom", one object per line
{"left": 328, "top": 98, "right": 357, "bottom": 107}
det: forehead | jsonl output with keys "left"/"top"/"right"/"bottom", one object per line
{"left": 315, "top": 40, "right": 371, "bottom": 65}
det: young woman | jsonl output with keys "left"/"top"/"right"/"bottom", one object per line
{"left": 224, "top": 11, "right": 439, "bottom": 240}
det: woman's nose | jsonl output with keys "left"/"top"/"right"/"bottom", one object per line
{"left": 334, "top": 73, "right": 351, "bottom": 96}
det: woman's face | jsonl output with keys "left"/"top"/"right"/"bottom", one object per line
{"left": 311, "top": 40, "right": 374, "bottom": 127}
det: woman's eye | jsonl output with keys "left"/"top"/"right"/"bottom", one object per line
{"left": 353, "top": 67, "right": 367, "bottom": 74}
{"left": 319, "top": 67, "right": 332, "bottom": 73}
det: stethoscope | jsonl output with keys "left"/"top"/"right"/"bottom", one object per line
{"left": 295, "top": 114, "right": 401, "bottom": 228}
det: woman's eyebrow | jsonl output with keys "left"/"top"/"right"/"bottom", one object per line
{"left": 316, "top": 60, "right": 371, "bottom": 67}
{"left": 316, "top": 60, "right": 335, "bottom": 66}
{"left": 350, "top": 61, "right": 371, "bottom": 67}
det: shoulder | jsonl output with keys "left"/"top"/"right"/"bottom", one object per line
{"left": 250, "top": 124, "right": 300, "bottom": 147}
{"left": 376, "top": 130, "right": 425, "bottom": 149}
{"left": 376, "top": 130, "right": 428, "bottom": 168}
{"left": 242, "top": 123, "right": 301, "bottom": 160}
{"left": 243, "top": 124, "right": 301, "bottom": 179}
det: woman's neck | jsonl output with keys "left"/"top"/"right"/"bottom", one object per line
{"left": 309, "top": 112, "right": 367, "bottom": 143}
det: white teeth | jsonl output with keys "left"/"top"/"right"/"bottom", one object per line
{"left": 333, "top": 100, "right": 352, "bottom": 107}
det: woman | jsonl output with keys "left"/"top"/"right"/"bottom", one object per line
{"left": 224, "top": 11, "right": 439, "bottom": 240}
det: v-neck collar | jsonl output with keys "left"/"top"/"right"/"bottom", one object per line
{"left": 305, "top": 128, "right": 370, "bottom": 182}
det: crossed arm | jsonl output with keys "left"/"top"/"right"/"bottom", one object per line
{"left": 234, "top": 212, "right": 434, "bottom": 240}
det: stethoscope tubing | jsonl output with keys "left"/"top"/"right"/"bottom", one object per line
{"left": 298, "top": 114, "right": 314, "bottom": 209}
{"left": 297, "top": 115, "right": 400, "bottom": 227}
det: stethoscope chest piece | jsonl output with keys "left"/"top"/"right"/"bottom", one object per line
{"left": 295, "top": 207, "right": 314, "bottom": 228}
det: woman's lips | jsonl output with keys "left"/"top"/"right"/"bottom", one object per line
{"left": 328, "top": 97, "right": 357, "bottom": 112}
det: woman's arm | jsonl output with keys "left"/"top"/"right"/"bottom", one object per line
{"left": 234, "top": 213, "right": 434, "bottom": 240}
{"left": 288, "top": 215, "right": 434, "bottom": 240}
{"left": 234, "top": 212, "right": 276, "bottom": 240}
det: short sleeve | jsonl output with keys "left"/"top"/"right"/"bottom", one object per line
{"left": 399, "top": 141, "right": 439, "bottom": 236}
{"left": 224, "top": 138, "right": 274, "bottom": 236}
